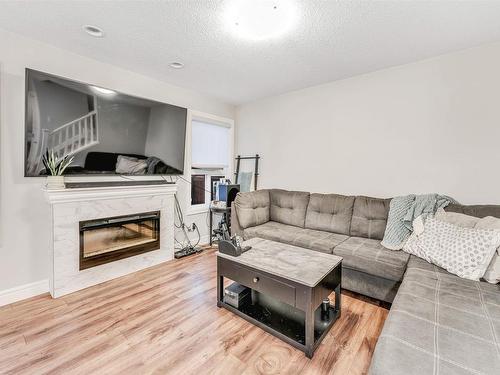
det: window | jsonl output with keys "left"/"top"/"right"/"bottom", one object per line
{"left": 189, "top": 174, "right": 225, "bottom": 207}
{"left": 191, "top": 120, "right": 230, "bottom": 169}
{"left": 188, "top": 113, "right": 234, "bottom": 212}
{"left": 191, "top": 174, "right": 206, "bottom": 205}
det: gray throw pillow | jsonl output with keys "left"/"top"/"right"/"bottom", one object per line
{"left": 115, "top": 155, "right": 147, "bottom": 174}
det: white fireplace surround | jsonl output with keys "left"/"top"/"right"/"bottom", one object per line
{"left": 45, "top": 184, "right": 176, "bottom": 298}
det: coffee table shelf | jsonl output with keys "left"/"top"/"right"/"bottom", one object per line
{"left": 218, "top": 289, "right": 340, "bottom": 349}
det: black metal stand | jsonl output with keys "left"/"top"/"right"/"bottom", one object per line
{"left": 209, "top": 206, "right": 231, "bottom": 246}
{"left": 234, "top": 154, "right": 260, "bottom": 191}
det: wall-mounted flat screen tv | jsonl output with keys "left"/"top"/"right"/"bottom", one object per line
{"left": 25, "top": 68, "right": 187, "bottom": 176}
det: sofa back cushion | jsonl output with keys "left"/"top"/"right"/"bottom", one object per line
{"left": 234, "top": 190, "right": 270, "bottom": 229}
{"left": 350, "top": 196, "right": 391, "bottom": 240}
{"left": 446, "top": 203, "right": 500, "bottom": 219}
{"left": 305, "top": 193, "right": 355, "bottom": 235}
{"left": 270, "top": 189, "right": 310, "bottom": 228}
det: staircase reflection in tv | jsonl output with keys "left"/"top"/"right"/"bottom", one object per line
{"left": 79, "top": 211, "right": 160, "bottom": 270}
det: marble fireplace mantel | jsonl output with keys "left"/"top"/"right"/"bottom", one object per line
{"left": 44, "top": 184, "right": 177, "bottom": 298}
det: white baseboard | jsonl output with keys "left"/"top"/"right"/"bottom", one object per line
{"left": 0, "top": 279, "right": 49, "bottom": 307}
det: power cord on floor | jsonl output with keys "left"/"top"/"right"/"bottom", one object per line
{"left": 160, "top": 175, "right": 203, "bottom": 258}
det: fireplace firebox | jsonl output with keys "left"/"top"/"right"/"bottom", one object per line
{"left": 79, "top": 211, "right": 160, "bottom": 270}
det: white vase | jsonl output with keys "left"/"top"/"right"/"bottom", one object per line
{"left": 46, "top": 175, "right": 65, "bottom": 190}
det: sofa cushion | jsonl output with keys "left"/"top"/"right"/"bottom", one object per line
{"left": 370, "top": 255, "right": 500, "bottom": 375}
{"left": 234, "top": 190, "right": 270, "bottom": 229}
{"left": 342, "top": 267, "right": 400, "bottom": 303}
{"left": 305, "top": 193, "right": 355, "bottom": 235}
{"left": 270, "top": 189, "right": 310, "bottom": 228}
{"left": 350, "top": 196, "right": 391, "bottom": 240}
{"left": 243, "top": 221, "right": 348, "bottom": 254}
{"left": 446, "top": 203, "right": 500, "bottom": 219}
{"left": 333, "top": 237, "right": 409, "bottom": 281}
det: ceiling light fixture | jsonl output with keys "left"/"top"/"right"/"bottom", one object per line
{"left": 83, "top": 25, "right": 105, "bottom": 38}
{"left": 224, "top": 0, "right": 297, "bottom": 41}
{"left": 91, "top": 86, "right": 115, "bottom": 95}
{"left": 169, "top": 62, "right": 184, "bottom": 69}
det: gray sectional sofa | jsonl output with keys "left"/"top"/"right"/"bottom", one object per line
{"left": 231, "top": 189, "right": 500, "bottom": 375}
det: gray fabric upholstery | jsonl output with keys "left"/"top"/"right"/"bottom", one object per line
{"left": 243, "top": 221, "right": 348, "bottom": 254}
{"left": 333, "top": 237, "right": 410, "bottom": 282}
{"left": 342, "top": 267, "right": 400, "bottom": 303}
{"left": 230, "top": 206, "right": 244, "bottom": 237}
{"left": 350, "top": 196, "right": 391, "bottom": 240}
{"left": 233, "top": 190, "right": 270, "bottom": 229}
{"left": 405, "top": 253, "right": 453, "bottom": 275}
{"left": 270, "top": 189, "right": 310, "bottom": 228}
{"left": 305, "top": 193, "right": 355, "bottom": 235}
{"left": 446, "top": 203, "right": 500, "bottom": 219}
{"left": 370, "top": 255, "right": 500, "bottom": 375}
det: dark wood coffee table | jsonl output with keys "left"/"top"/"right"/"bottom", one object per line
{"left": 217, "top": 237, "right": 342, "bottom": 358}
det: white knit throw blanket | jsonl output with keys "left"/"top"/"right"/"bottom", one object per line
{"left": 381, "top": 194, "right": 456, "bottom": 250}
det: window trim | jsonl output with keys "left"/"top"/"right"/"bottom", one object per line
{"left": 185, "top": 110, "right": 234, "bottom": 216}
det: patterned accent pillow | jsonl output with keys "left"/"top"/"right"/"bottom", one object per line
{"left": 404, "top": 217, "right": 434, "bottom": 262}
{"left": 431, "top": 210, "right": 500, "bottom": 283}
{"left": 404, "top": 217, "right": 500, "bottom": 280}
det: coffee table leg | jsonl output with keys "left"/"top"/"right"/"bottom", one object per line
{"left": 305, "top": 291, "right": 314, "bottom": 358}
{"left": 335, "top": 284, "right": 341, "bottom": 316}
{"left": 217, "top": 273, "right": 223, "bottom": 307}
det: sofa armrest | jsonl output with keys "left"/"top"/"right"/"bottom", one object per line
{"left": 232, "top": 190, "right": 271, "bottom": 231}
{"left": 231, "top": 206, "right": 244, "bottom": 238}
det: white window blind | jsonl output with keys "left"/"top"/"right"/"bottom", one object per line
{"left": 191, "top": 120, "right": 230, "bottom": 169}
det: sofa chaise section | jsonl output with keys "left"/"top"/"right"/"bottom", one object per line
{"left": 369, "top": 205, "right": 500, "bottom": 375}
{"left": 370, "top": 255, "right": 500, "bottom": 375}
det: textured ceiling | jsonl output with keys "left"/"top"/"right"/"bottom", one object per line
{"left": 1, "top": 1, "right": 500, "bottom": 105}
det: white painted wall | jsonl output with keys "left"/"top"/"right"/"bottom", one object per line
{"left": 236, "top": 42, "right": 500, "bottom": 205}
{"left": 0, "top": 29, "right": 234, "bottom": 297}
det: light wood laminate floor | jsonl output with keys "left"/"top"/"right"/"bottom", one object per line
{"left": 0, "top": 248, "right": 389, "bottom": 375}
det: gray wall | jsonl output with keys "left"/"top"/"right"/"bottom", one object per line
{"left": 145, "top": 104, "right": 187, "bottom": 171}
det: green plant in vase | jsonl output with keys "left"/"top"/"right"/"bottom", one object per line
{"left": 42, "top": 149, "right": 74, "bottom": 189}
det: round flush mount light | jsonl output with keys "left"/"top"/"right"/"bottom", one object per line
{"left": 91, "top": 86, "right": 115, "bottom": 95}
{"left": 224, "top": 0, "right": 297, "bottom": 41}
{"left": 83, "top": 25, "right": 105, "bottom": 38}
{"left": 169, "top": 62, "right": 184, "bottom": 69}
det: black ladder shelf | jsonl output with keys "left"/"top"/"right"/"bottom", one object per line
{"left": 234, "top": 154, "right": 260, "bottom": 191}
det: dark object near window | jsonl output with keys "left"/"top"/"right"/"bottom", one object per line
{"left": 191, "top": 174, "right": 206, "bottom": 205}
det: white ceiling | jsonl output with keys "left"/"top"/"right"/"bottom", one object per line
{"left": 1, "top": 1, "right": 500, "bottom": 105}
